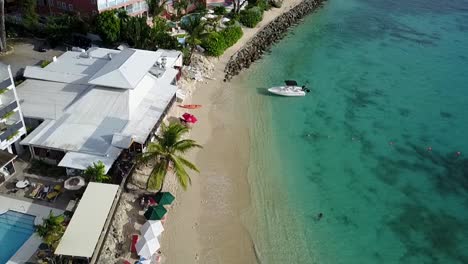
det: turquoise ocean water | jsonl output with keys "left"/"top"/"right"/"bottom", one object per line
{"left": 232, "top": 0, "right": 468, "bottom": 263}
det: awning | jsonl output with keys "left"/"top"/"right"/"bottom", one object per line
{"left": 57, "top": 147, "right": 121, "bottom": 173}
{"left": 55, "top": 182, "right": 119, "bottom": 258}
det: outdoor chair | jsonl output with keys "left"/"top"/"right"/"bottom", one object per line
{"left": 29, "top": 183, "right": 44, "bottom": 198}
{"left": 46, "top": 185, "right": 63, "bottom": 202}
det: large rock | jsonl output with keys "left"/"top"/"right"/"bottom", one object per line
{"left": 224, "top": 0, "right": 326, "bottom": 81}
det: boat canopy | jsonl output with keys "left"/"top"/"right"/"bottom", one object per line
{"left": 285, "top": 80, "right": 298, "bottom": 86}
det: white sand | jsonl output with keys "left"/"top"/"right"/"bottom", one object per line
{"left": 161, "top": 1, "right": 305, "bottom": 263}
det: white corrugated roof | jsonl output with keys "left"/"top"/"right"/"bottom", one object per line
{"left": 18, "top": 48, "right": 181, "bottom": 170}
{"left": 58, "top": 147, "right": 121, "bottom": 172}
{"left": 17, "top": 79, "right": 89, "bottom": 120}
{"left": 55, "top": 182, "right": 119, "bottom": 258}
{"left": 88, "top": 49, "right": 163, "bottom": 89}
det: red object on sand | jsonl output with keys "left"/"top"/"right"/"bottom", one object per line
{"left": 131, "top": 234, "right": 138, "bottom": 253}
{"left": 178, "top": 104, "right": 202, "bottom": 109}
{"left": 182, "top": 113, "right": 198, "bottom": 124}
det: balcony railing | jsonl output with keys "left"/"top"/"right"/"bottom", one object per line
{"left": 0, "top": 121, "right": 24, "bottom": 142}
{"left": 0, "top": 78, "right": 12, "bottom": 90}
{"left": 0, "top": 101, "right": 18, "bottom": 119}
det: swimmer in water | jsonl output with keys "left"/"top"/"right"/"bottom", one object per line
{"left": 427, "top": 147, "right": 432, "bottom": 152}
{"left": 389, "top": 141, "right": 394, "bottom": 145}
{"left": 318, "top": 213, "right": 323, "bottom": 220}
{"left": 455, "top": 151, "right": 461, "bottom": 157}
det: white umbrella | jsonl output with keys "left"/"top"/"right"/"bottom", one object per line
{"left": 64, "top": 176, "right": 86, "bottom": 190}
{"left": 136, "top": 237, "right": 160, "bottom": 259}
{"left": 141, "top": 220, "right": 164, "bottom": 241}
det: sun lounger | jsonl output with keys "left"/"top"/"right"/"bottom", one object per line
{"left": 29, "top": 183, "right": 43, "bottom": 198}
{"left": 130, "top": 234, "right": 139, "bottom": 254}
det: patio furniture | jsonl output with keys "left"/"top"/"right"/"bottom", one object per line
{"left": 65, "top": 199, "right": 77, "bottom": 212}
{"left": 16, "top": 179, "right": 30, "bottom": 189}
{"left": 29, "top": 183, "right": 43, "bottom": 198}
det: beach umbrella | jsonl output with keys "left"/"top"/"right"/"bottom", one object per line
{"left": 144, "top": 205, "right": 167, "bottom": 220}
{"left": 182, "top": 113, "right": 198, "bottom": 124}
{"left": 135, "top": 237, "right": 160, "bottom": 259}
{"left": 64, "top": 176, "right": 86, "bottom": 190}
{"left": 153, "top": 192, "right": 175, "bottom": 205}
{"left": 141, "top": 220, "right": 164, "bottom": 241}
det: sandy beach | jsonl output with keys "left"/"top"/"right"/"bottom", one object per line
{"left": 160, "top": 1, "right": 303, "bottom": 263}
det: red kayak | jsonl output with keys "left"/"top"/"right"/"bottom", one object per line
{"left": 178, "top": 104, "right": 202, "bottom": 109}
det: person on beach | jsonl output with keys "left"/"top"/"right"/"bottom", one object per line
{"left": 318, "top": 212, "right": 323, "bottom": 221}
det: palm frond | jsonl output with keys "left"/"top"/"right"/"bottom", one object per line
{"left": 147, "top": 159, "right": 169, "bottom": 191}
{"left": 176, "top": 155, "right": 200, "bottom": 173}
{"left": 173, "top": 139, "right": 203, "bottom": 153}
{"left": 171, "top": 156, "right": 191, "bottom": 190}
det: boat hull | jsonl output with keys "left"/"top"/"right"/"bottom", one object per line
{"left": 268, "top": 87, "right": 306, "bottom": 97}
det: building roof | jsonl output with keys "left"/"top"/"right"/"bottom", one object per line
{"left": 18, "top": 48, "right": 182, "bottom": 171}
{"left": 54, "top": 182, "right": 119, "bottom": 258}
{"left": 88, "top": 49, "right": 163, "bottom": 89}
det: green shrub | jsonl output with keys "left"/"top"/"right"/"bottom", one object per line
{"left": 257, "top": 0, "right": 271, "bottom": 11}
{"left": 201, "top": 32, "right": 227, "bottom": 57}
{"left": 239, "top": 7, "right": 263, "bottom": 28}
{"left": 220, "top": 26, "right": 243, "bottom": 47}
{"left": 213, "top": 6, "right": 227, "bottom": 15}
{"left": 41, "top": 60, "right": 51, "bottom": 68}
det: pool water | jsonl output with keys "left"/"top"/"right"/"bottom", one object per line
{"left": 0, "top": 210, "right": 36, "bottom": 263}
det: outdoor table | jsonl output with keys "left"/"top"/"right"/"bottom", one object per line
{"left": 16, "top": 180, "right": 30, "bottom": 189}
{"left": 65, "top": 199, "right": 77, "bottom": 212}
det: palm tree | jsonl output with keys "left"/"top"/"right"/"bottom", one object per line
{"left": 173, "top": 0, "right": 189, "bottom": 19}
{"left": 0, "top": 0, "right": 6, "bottom": 52}
{"left": 36, "top": 211, "right": 66, "bottom": 249}
{"left": 184, "top": 15, "right": 207, "bottom": 64}
{"left": 146, "top": 0, "right": 169, "bottom": 18}
{"left": 138, "top": 122, "right": 202, "bottom": 191}
{"left": 84, "top": 161, "right": 110, "bottom": 183}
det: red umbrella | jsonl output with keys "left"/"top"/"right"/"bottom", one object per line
{"left": 182, "top": 113, "right": 198, "bottom": 123}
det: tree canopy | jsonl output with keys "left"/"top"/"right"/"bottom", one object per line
{"left": 96, "top": 10, "right": 121, "bottom": 44}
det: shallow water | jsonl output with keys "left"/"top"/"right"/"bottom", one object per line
{"left": 233, "top": 0, "right": 468, "bottom": 262}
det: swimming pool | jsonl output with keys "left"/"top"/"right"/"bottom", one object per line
{"left": 0, "top": 210, "right": 36, "bottom": 263}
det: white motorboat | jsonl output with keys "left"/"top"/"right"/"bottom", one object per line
{"left": 268, "top": 80, "right": 310, "bottom": 97}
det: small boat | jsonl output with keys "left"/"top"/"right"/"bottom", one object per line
{"left": 178, "top": 104, "right": 202, "bottom": 109}
{"left": 268, "top": 80, "right": 310, "bottom": 97}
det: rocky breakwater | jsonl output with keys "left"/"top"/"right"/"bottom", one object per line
{"left": 224, "top": 0, "right": 327, "bottom": 81}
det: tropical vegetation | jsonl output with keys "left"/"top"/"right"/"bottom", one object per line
{"left": 36, "top": 211, "right": 66, "bottom": 249}
{"left": 138, "top": 122, "right": 202, "bottom": 191}
{"left": 84, "top": 161, "right": 110, "bottom": 183}
{"left": 146, "top": 0, "right": 170, "bottom": 17}
{"left": 239, "top": 7, "right": 263, "bottom": 28}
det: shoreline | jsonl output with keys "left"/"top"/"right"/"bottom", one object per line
{"left": 161, "top": 0, "right": 318, "bottom": 263}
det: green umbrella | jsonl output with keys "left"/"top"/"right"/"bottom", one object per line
{"left": 153, "top": 192, "right": 175, "bottom": 205}
{"left": 144, "top": 205, "right": 167, "bottom": 220}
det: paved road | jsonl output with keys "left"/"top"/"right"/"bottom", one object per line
{"left": 0, "top": 38, "right": 65, "bottom": 78}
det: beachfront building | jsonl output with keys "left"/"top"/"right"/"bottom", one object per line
{"left": 35, "top": 0, "right": 149, "bottom": 17}
{"left": 0, "top": 63, "right": 27, "bottom": 184}
{"left": 16, "top": 47, "right": 182, "bottom": 176}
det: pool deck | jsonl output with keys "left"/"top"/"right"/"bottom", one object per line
{"left": 0, "top": 195, "right": 64, "bottom": 264}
